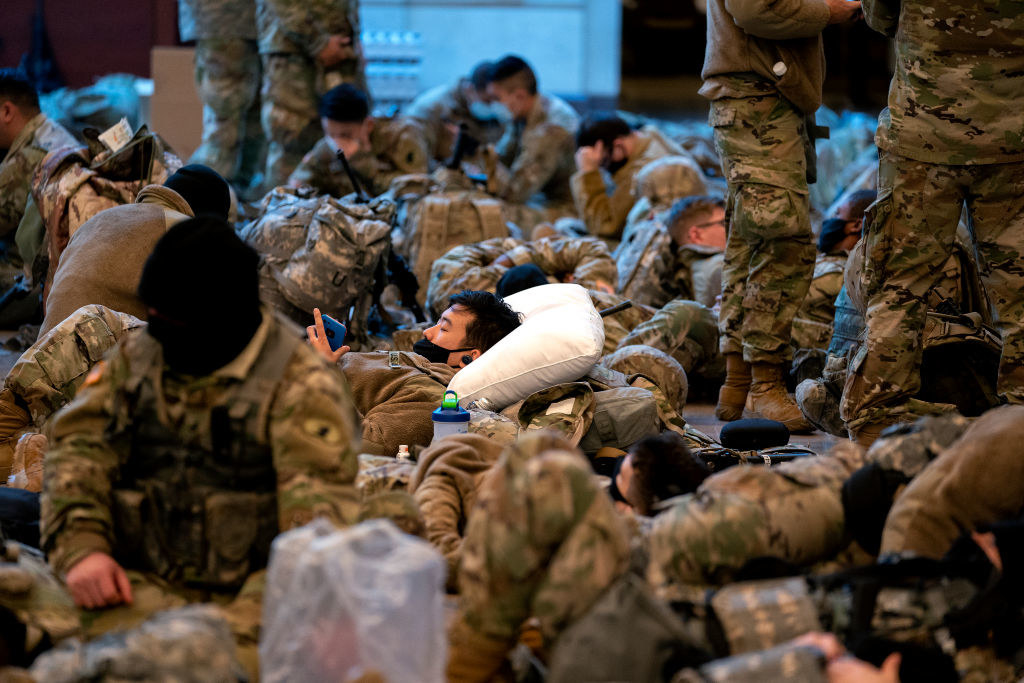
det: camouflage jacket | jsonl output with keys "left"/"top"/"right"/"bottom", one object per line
{"left": 570, "top": 127, "right": 682, "bottom": 240}
{"left": 456, "top": 433, "right": 631, "bottom": 644}
{"left": 6, "top": 305, "right": 143, "bottom": 430}
{"left": 256, "top": 0, "right": 359, "bottom": 56}
{"left": 178, "top": 0, "right": 257, "bottom": 41}
{"left": 865, "top": 0, "right": 1024, "bottom": 165}
{"left": 403, "top": 78, "right": 506, "bottom": 162}
{"left": 408, "top": 432, "right": 505, "bottom": 590}
{"left": 41, "top": 311, "right": 363, "bottom": 575}
{"left": 425, "top": 235, "right": 617, "bottom": 316}
{"left": 287, "top": 118, "right": 429, "bottom": 198}
{"left": 492, "top": 94, "right": 579, "bottom": 205}
{"left": 791, "top": 251, "right": 846, "bottom": 351}
{"left": 0, "top": 113, "right": 77, "bottom": 238}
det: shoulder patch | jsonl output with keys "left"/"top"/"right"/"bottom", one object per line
{"left": 83, "top": 361, "right": 106, "bottom": 387}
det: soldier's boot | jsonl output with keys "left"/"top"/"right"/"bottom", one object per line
{"left": 715, "top": 353, "right": 751, "bottom": 422}
{"left": 744, "top": 362, "right": 813, "bottom": 433}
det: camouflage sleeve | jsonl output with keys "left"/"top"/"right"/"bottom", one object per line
{"left": 269, "top": 354, "right": 363, "bottom": 530}
{"left": 619, "top": 300, "right": 720, "bottom": 374}
{"left": 425, "top": 237, "right": 523, "bottom": 315}
{"left": 508, "top": 237, "right": 617, "bottom": 290}
{"left": 412, "top": 471, "right": 465, "bottom": 583}
{"left": 861, "top": 0, "right": 901, "bottom": 37}
{"left": 457, "top": 436, "right": 630, "bottom": 642}
{"left": 0, "top": 146, "right": 45, "bottom": 237}
{"left": 724, "top": 0, "right": 830, "bottom": 40}
{"left": 287, "top": 140, "right": 350, "bottom": 197}
{"left": 41, "top": 352, "right": 130, "bottom": 575}
{"left": 570, "top": 169, "right": 631, "bottom": 239}
{"left": 370, "top": 126, "right": 430, "bottom": 196}
{"left": 496, "top": 124, "right": 575, "bottom": 204}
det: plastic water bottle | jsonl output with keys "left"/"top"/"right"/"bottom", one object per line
{"left": 431, "top": 390, "right": 470, "bottom": 442}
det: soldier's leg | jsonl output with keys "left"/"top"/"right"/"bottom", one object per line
{"left": 840, "top": 152, "right": 964, "bottom": 440}
{"left": 618, "top": 299, "right": 719, "bottom": 375}
{"left": 965, "top": 160, "right": 1024, "bottom": 403}
{"left": 79, "top": 571, "right": 188, "bottom": 638}
{"left": 714, "top": 185, "right": 754, "bottom": 419}
{"left": 260, "top": 54, "right": 322, "bottom": 191}
{"left": 190, "top": 38, "right": 261, "bottom": 184}
{"left": 236, "top": 48, "right": 266, "bottom": 194}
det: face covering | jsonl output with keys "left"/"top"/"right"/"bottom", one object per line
{"left": 412, "top": 338, "right": 474, "bottom": 366}
{"left": 605, "top": 156, "right": 628, "bottom": 175}
{"left": 470, "top": 101, "right": 505, "bottom": 122}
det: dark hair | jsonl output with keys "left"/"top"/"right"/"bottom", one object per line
{"left": 469, "top": 60, "right": 494, "bottom": 93}
{"left": 0, "top": 69, "right": 39, "bottom": 112}
{"left": 665, "top": 194, "right": 725, "bottom": 234}
{"left": 628, "top": 432, "right": 710, "bottom": 515}
{"left": 488, "top": 55, "right": 537, "bottom": 95}
{"left": 495, "top": 263, "right": 548, "bottom": 298}
{"left": 319, "top": 83, "right": 370, "bottom": 123}
{"left": 843, "top": 189, "right": 877, "bottom": 218}
{"left": 576, "top": 113, "right": 632, "bottom": 150}
{"left": 448, "top": 290, "right": 522, "bottom": 352}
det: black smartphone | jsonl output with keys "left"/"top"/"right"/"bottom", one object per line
{"left": 321, "top": 313, "right": 348, "bottom": 352}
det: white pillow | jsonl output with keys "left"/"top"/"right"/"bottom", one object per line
{"left": 447, "top": 283, "right": 604, "bottom": 410}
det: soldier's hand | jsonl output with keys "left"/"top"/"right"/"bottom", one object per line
{"left": 575, "top": 141, "right": 604, "bottom": 173}
{"left": 307, "top": 308, "right": 350, "bottom": 363}
{"left": 794, "top": 632, "right": 845, "bottom": 661}
{"left": 826, "top": 0, "right": 862, "bottom": 24}
{"left": 827, "top": 653, "right": 901, "bottom": 683}
{"left": 65, "top": 552, "right": 133, "bottom": 609}
{"left": 317, "top": 34, "right": 352, "bottom": 67}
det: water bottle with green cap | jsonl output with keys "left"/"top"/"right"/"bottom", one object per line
{"left": 431, "top": 390, "right": 471, "bottom": 442}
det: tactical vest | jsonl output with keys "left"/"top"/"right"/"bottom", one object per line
{"left": 109, "top": 319, "right": 299, "bottom": 589}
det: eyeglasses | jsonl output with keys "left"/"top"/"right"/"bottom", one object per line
{"left": 692, "top": 217, "right": 727, "bottom": 229}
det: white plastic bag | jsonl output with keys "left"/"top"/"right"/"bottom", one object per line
{"left": 260, "top": 519, "right": 447, "bottom": 683}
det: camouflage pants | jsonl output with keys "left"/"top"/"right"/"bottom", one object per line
{"left": 458, "top": 437, "right": 630, "bottom": 644}
{"left": 191, "top": 38, "right": 264, "bottom": 189}
{"left": 80, "top": 569, "right": 264, "bottom": 679}
{"left": 711, "top": 96, "right": 816, "bottom": 364}
{"left": 841, "top": 151, "right": 1024, "bottom": 430}
{"left": 260, "top": 53, "right": 367, "bottom": 191}
{"left": 618, "top": 299, "right": 721, "bottom": 376}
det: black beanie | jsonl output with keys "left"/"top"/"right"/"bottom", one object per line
{"left": 163, "top": 164, "right": 231, "bottom": 220}
{"left": 818, "top": 217, "right": 853, "bottom": 253}
{"left": 138, "top": 216, "right": 261, "bottom": 374}
{"left": 496, "top": 263, "right": 549, "bottom": 298}
{"left": 319, "top": 83, "right": 370, "bottom": 123}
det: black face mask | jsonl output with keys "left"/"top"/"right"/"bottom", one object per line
{"left": 605, "top": 156, "right": 628, "bottom": 175}
{"left": 607, "top": 456, "right": 629, "bottom": 505}
{"left": 412, "top": 338, "right": 473, "bottom": 366}
{"left": 147, "top": 309, "right": 261, "bottom": 376}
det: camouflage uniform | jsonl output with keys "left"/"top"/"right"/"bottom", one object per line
{"left": 179, "top": 0, "right": 264, "bottom": 189}
{"left": 403, "top": 78, "right": 506, "bottom": 163}
{"left": 489, "top": 94, "right": 580, "bottom": 229}
{"left": 287, "top": 117, "right": 429, "bottom": 198}
{"left": 256, "top": 0, "right": 367, "bottom": 190}
{"left": 41, "top": 311, "right": 362, "bottom": 671}
{"left": 618, "top": 299, "right": 721, "bottom": 377}
{"left": 841, "top": 1, "right": 1024, "bottom": 434}
{"left": 790, "top": 251, "right": 846, "bottom": 351}
{"left": 449, "top": 433, "right": 630, "bottom": 678}
{"left": 569, "top": 126, "right": 682, "bottom": 240}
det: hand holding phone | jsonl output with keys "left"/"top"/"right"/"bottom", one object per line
{"left": 320, "top": 313, "right": 348, "bottom": 352}
{"left": 307, "top": 308, "right": 350, "bottom": 363}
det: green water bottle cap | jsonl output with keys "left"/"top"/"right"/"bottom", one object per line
{"left": 442, "top": 390, "right": 459, "bottom": 410}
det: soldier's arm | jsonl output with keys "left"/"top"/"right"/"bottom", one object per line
{"left": 413, "top": 473, "right": 466, "bottom": 581}
{"left": 496, "top": 125, "right": 574, "bottom": 205}
{"left": 426, "top": 238, "right": 524, "bottom": 314}
{"left": 0, "top": 147, "right": 45, "bottom": 237}
{"left": 41, "top": 355, "right": 127, "bottom": 576}
{"left": 861, "top": 0, "right": 900, "bottom": 36}
{"left": 724, "top": 0, "right": 831, "bottom": 40}
{"left": 371, "top": 127, "right": 430, "bottom": 195}
{"left": 269, "top": 359, "right": 363, "bottom": 530}
{"left": 570, "top": 169, "right": 633, "bottom": 239}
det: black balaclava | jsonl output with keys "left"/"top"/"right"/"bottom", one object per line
{"left": 138, "top": 216, "right": 261, "bottom": 375}
{"left": 495, "top": 263, "right": 548, "bottom": 298}
{"left": 163, "top": 164, "right": 231, "bottom": 220}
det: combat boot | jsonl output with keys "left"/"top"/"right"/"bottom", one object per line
{"left": 744, "top": 362, "right": 813, "bottom": 433}
{"left": 715, "top": 353, "right": 751, "bottom": 421}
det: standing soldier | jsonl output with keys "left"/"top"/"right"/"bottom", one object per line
{"left": 178, "top": 0, "right": 265, "bottom": 195}
{"left": 840, "top": 1, "right": 1024, "bottom": 446}
{"left": 702, "top": 0, "right": 861, "bottom": 431}
{"left": 256, "top": 0, "right": 367, "bottom": 191}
